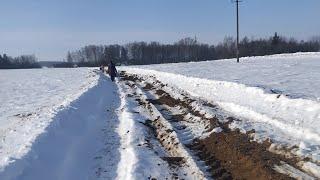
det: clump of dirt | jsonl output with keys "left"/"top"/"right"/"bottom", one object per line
{"left": 156, "top": 89, "right": 166, "bottom": 96}
{"left": 202, "top": 102, "right": 217, "bottom": 108}
{"left": 170, "top": 114, "right": 185, "bottom": 122}
{"left": 125, "top": 81, "right": 135, "bottom": 88}
{"left": 14, "top": 113, "right": 33, "bottom": 117}
{"left": 154, "top": 88, "right": 190, "bottom": 108}
{"left": 121, "top": 72, "right": 142, "bottom": 82}
{"left": 157, "top": 95, "right": 178, "bottom": 107}
{"left": 146, "top": 93, "right": 182, "bottom": 108}
{"left": 143, "top": 83, "right": 154, "bottom": 90}
{"left": 161, "top": 157, "right": 185, "bottom": 166}
{"left": 119, "top": 71, "right": 126, "bottom": 76}
{"left": 196, "top": 129, "right": 296, "bottom": 180}
{"left": 153, "top": 89, "right": 221, "bottom": 133}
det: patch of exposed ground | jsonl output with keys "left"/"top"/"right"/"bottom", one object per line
{"left": 195, "top": 131, "right": 296, "bottom": 180}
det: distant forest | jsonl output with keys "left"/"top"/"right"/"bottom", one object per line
{"left": 1, "top": 33, "right": 319, "bottom": 69}
{"left": 64, "top": 33, "right": 320, "bottom": 67}
{"left": 0, "top": 54, "right": 40, "bottom": 69}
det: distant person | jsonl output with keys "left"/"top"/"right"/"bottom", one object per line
{"left": 108, "top": 61, "right": 117, "bottom": 82}
{"left": 100, "top": 65, "right": 105, "bottom": 73}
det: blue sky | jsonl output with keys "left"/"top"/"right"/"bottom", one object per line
{"left": 0, "top": 0, "right": 319, "bottom": 61}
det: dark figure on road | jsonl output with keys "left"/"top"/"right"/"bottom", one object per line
{"left": 108, "top": 61, "right": 117, "bottom": 82}
{"left": 100, "top": 65, "right": 105, "bottom": 73}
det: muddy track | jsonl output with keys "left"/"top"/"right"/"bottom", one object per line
{"left": 119, "top": 72, "right": 311, "bottom": 180}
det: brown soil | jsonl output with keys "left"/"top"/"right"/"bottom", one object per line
{"left": 196, "top": 131, "right": 295, "bottom": 180}
{"left": 161, "top": 157, "right": 185, "bottom": 166}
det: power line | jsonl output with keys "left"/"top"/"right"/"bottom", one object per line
{"left": 232, "top": 0, "right": 242, "bottom": 63}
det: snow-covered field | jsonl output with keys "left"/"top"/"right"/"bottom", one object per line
{"left": 131, "top": 52, "right": 320, "bottom": 101}
{"left": 0, "top": 68, "right": 100, "bottom": 178}
{"left": 1, "top": 52, "right": 320, "bottom": 179}
{"left": 121, "top": 52, "right": 320, "bottom": 177}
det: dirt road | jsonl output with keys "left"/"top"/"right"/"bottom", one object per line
{"left": 119, "top": 71, "right": 315, "bottom": 180}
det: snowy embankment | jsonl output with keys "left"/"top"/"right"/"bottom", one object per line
{"left": 121, "top": 52, "right": 320, "bottom": 177}
{"left": 135, "top": 52, "right": 320, "bottom": 101}
{"left": 0, "top": 68, "right": 100, "bottom": 178}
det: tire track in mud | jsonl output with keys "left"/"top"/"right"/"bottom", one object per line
{"left": 120, "top": 72, "right": 314, "bottom": 180}
{"left": 121, "top": 75, "right": 208, "bottom": 179}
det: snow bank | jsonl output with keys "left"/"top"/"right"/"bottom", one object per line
{"left": 116, "top": 82, "right": 137, "bottom": 180}
{"left": 133, "top": 52, "right": 320, "bottom": 101}
{"left": 0, "top": 68, "right": 99, "bottom": 172}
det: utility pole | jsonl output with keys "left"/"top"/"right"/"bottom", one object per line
{"left": 233, "top": 0, "right": 241, "bottom": 63}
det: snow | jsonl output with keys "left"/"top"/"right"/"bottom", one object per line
{"left": 0, "top": 74, "right": 121, "bottom": 180}
{"left": 116, "top": 82, "right": 137, "bottom": 180}
{"left": 274, "top": 162, "right": 315, "bottom": 180}
{"left": 301, "top": 162, "right": 320, "bottom": 178}
{"left": 132, "top": 52, "right": 320, "bottom": 101}
{"left": 201, "top": 127, "right": 223, "bottom": 140}
{"left": 115, "top": 81, "right": 174, "bottom": 179}
{"left": 0, "top": 68, "right": 99, "bottom": 173}
{"left": 120, "top": 52, "right": 320, "bottom": 177}
{"left": 1, "top": 52, "right": 320, "bottom": 179}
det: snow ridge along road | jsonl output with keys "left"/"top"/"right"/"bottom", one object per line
{"left": 115, "top": 80, "right": 136, "bottom": 180}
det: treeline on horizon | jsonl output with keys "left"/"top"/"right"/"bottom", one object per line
{"left": 0, "top": 54, "right": 41, "bottom": 69}
{"left": 63, "top": 32, "right": 320, "bottom": 67}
